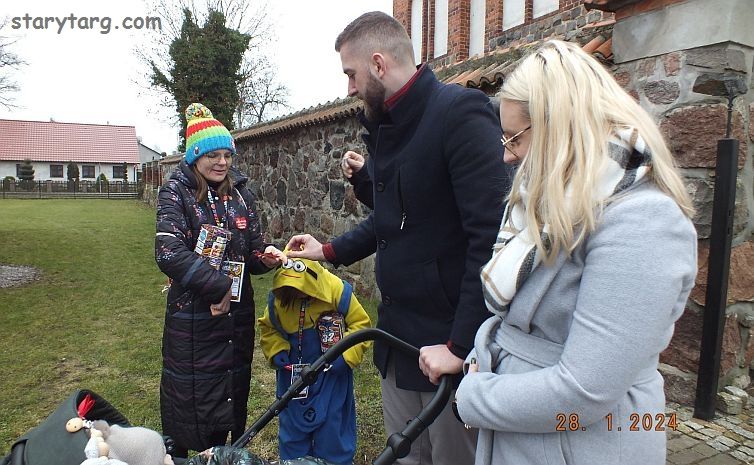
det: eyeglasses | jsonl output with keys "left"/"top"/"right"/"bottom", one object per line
{"left": 206, "top": 152, "right": 233, "bottom": 162}
{"left": 501, "top": 125, "right": 531, "bottom": 160}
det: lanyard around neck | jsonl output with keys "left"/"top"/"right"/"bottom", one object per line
{"left": 206, "top": 187, "right": 229, "bottom": 229}
{"left": 296, "top": 298, "right": 309, "bottom": 364}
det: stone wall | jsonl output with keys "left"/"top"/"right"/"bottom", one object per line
{"left": 611, "top": 41, "right": 754, "bottom": 402}
{"left": 234, "top": 118, "right": 379, "bottom": 298}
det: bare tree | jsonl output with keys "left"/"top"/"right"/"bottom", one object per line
{"left": 0, "top": 19, "right": 25, "bottom": 109}
{"left": 235, "top": 55, "right": 290, "bottom": 127}
{"left": 137, "top": 0, "right": 287, "bottom": 128}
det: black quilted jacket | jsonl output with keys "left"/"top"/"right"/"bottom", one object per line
{"left": 155, "top": 160, "right": 270, "bottom": 451}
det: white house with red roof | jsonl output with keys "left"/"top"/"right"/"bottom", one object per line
{"left": 0, "top": 118, "right": 140, "bottom": 182}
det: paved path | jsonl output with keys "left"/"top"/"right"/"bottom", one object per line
{"left": 667, "top": 401, "right": 754, "bottom": 464}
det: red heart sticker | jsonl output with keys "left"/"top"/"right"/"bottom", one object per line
{"left": 236, "top": 217, "right": 247, "bottom": 230}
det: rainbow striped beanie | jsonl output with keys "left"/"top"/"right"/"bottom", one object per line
{"left": 184, "top": 103, "right": 236, "bottom": 165}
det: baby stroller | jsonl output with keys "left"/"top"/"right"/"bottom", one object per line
{"left": 1, "top": 329, "right": 451, "bottom": 465}
{"left": 0, "top": 389, "right": 135, "bottom": 465}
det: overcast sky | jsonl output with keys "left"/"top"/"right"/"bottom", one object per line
{"left": 0, "top": 0, "right": 392, "bottom": 154}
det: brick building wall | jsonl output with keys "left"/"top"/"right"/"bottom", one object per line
{"left": 393, "top": 0, "right": 411, "bottom": 33}
{"left": 448, "top": 0, "right": 471, "bottom": 61}
{"left": 395, "top": 0, "right": 611, "bottom": 63}
{"left": 485, "top": 1, "right": 503, "bottom": 52}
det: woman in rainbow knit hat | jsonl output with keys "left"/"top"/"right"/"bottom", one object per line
{"left": 155, "top": 103, "right": 286, "bottom": 459}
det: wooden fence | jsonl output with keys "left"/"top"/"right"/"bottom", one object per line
{"left": 142, "top": 161, "right": 165, "bottom": 189}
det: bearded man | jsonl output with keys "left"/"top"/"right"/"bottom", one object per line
{"left": 286, "top": 11, "right": 512, "bottom": 465}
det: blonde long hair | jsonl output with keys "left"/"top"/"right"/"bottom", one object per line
{"left": 499, "top": 40, "right": 693, "bottom": 263}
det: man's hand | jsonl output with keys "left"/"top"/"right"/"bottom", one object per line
{"left": 341, "top": 151, "right": 365, "bottom": 179}
{"left": 285, "top": 234, "right": 325, "bottom": 260}
{"left": 418, "top": 344, "right": 464, "bottom": 385}
{"left": 210, "top": 288, "right": 232, "bottom": 316}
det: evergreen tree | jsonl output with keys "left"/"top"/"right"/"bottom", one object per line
{"left": 151, "top": 9, "right": 250, "bottom": 150}
{"left": 122, "top": 163, "right": 129, "bottom": 192}
{"left": 67, "top": 161, "right": 79, "bottom": 191}
{"left": 18, "top": 158, "right": 34, "bottom": 189}
{"left": 66, "top": 161, "right": 79, "bottom": 181}
{"left": 95, "top": 173, "right": 108, "bottom": 193}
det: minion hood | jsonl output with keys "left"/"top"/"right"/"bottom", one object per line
{"left": 272, "top": 256, "right": 333, "bottom": 304}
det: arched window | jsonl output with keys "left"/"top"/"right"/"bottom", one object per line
{"left": 434, "top": 0, "right": 449, "bottom": 58}
{"left": 469, "top": 0, "right": 486, "bottom": 57}
{"left": 411, "top": 0, "right": 423, "bottom": 64}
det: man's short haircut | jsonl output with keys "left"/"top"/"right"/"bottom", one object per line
{"left": 335, "top": 11, "right": 415, "bottom": 65}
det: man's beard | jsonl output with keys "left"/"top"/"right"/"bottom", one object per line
{"left": 362, "top": 71, "right": 387, "bottom": 122}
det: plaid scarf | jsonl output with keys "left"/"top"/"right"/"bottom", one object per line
{"left": 480, "top": 127, "right": 652, "bottom": 316}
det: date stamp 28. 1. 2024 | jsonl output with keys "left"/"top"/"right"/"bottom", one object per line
{"left": 555, "top": 412, "right": 678, "bottom": 432}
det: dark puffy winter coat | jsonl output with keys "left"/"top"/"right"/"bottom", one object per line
{"left": 155, "top": 160, "right": 270, "bottom": 451}
{"left": 332, "top": 66, "right": 512, "bottom": 391}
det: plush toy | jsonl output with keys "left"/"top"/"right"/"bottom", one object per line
{"left": 92, "top": 420, "right": 174, "bottom": 465}
{"left": 78, "top": 423, "right": 127, "bottom": 465}
{"left": 69, "top": 419, "right": 174, "bottom": 465}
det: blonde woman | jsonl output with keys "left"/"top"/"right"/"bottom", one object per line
{"left": 454, "top": 41, "right": 697, "bottom": 465}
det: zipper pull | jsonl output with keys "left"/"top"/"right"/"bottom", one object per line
{"left": 400, "top": 213, "right": 406, "bottom": 230}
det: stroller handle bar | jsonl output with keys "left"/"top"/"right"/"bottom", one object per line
{"left": 232, "top": 328, "right": 453, "bottom": 465}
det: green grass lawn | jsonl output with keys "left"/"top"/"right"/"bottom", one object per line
{"left": 0, "top": 199, "right": 384, "bottom": 463}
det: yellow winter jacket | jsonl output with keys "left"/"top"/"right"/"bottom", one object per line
{"left": 258, "top": 257, "right": 371, "bottom": 369}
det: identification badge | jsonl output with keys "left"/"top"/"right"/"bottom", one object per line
{"left": 235, "top": 217, "right": 247, "bottom": 230}
{"left": 221, "top": 261, "right": 245, "bottom": 302}
{"left": 291, "top": 363, "right": 310, "bottom": 399}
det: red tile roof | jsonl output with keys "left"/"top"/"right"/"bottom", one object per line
{"left": 0, "top": 119, "right": 140, "bottom": 163}
{"left": 437, "top": 20, "right": 615, "bottom": 88}
{"left": 234, "top": 99, "right": 362, "bottom": 141}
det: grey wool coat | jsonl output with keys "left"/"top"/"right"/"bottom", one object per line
{"left": 455, "top": 181, "right": 698, "bottom": 465}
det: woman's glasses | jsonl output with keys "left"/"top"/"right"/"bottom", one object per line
{"left": 206, "top": 152, "right": 233, "bottom": 162}
{"left": 501, "top": 125, "right": 531, "bottom": 160}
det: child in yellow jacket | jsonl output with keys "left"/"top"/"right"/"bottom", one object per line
{"left": 258, "top": 257, "right": 371, "bottom": 465}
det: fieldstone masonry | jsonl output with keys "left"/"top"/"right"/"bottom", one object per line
{"left": 235, "top": 118, "right": 378, "bottom": 298}
{"left": 607, "top": 40, "right": 754, "bottom": 402}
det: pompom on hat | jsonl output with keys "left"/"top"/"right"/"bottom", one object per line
{"left": 184, "top": 103, "right": 236, "bottom": 165}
